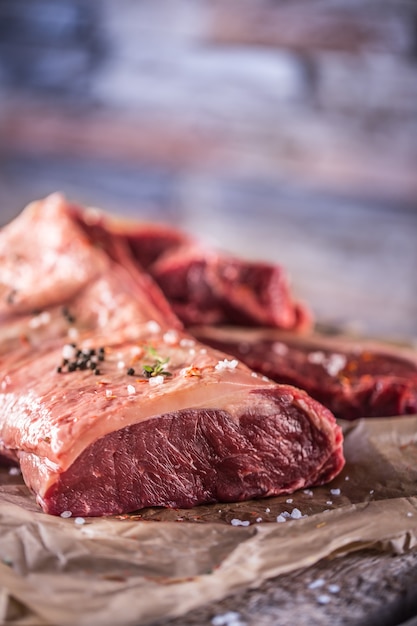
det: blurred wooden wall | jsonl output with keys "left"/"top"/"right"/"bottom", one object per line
{"left": 0, "top": 0, "right": 416, "bottom": 340}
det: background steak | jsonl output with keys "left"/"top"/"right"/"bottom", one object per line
{"left": 193, "top": 326, "right": 417, "bottom": 420}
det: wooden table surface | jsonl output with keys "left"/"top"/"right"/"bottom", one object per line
{"left": 150, "top": 548, "right": 417, "bottom": 626}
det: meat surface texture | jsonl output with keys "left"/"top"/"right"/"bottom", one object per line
{"left": 0, "top": 194, "right": 344, "bottom": 516}
{"left": 192, "top": 327, "right": 417, "bottom": 420}
{"left": 73, "top": 209, "right": 312, "bottom": 331}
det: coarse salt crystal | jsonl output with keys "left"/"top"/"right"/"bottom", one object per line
{"left": 105, "top": 389, "right": 113, "bottom": 398}
{"left": 272, "top": 342, "right": 289, "bottom": 356}
{"left": 117, "top": 361, "right": 125, "bottom": 370}
{"left": 345, "top": 476, "right": 350, "bottom": 481}
{"left": 276, "top": 514, "right": 287, "bottom": 523}
{"left": 369, "top": 489, "right": 374, "bottom": 495}
{"left": 251, "top": 372, "right": 258, "bottom": 378}
{"left": 326, "top": 500, "right": 333, "bottom": 506}
{"left": 211, "top": 611, "right": 245, "bottom": 626}
{"left": 74, "top": 517, "right": 86, "bottom": 525}
{"left": 9, "top": 467, "right": 21, "bottom": 476}
{"left": 29, "top": 311, "right": 51, "bottom": 328}
{"left": 286, "top": 498, "right": 293, "bottom": 504}
{"left": 215, "top": 359, "right": 239, "bottom": 372}
{"left": 317, "top": 594, "right": 331, "bottom": 605}
{"left": 60, "top": 511, "right": 72, "bottom": 518}
{"left": 328, "top": 584, "right": 340, "bottom": 594}
{"left": 325, "top": 353, "right": 347, "bottom": 376}
{"left": 308, "top": 351, "right": 326, "bottom": 364}
{"left": 265, "top": 507, "right": 270, "bottom": 513}
{"left": 62, "top": 344, "right": 76, "bottom": 360}
{"left": 230, "top": 519, "right": 250, "bottom": 527}
{"left": 148, "top": 375, "right": 164, "bottom": 387}
{"left": 68, "top": 327, "right": 79, "bottom": 340}
{"left": 330, "top": 488, "right": 341, "bottom": 496}
{"left": 256, "top": 517, "right": 263, "bottom": 523}
{"left": 146, "top": 320, "right": 161, "bottom": 334}
{"left": 127, "top": 384, "right": 136, "bottom": 395}
{"left": 303, "top": 489, "right": 313, "bottom": 496}
{"left": 308, "top": 578, "right": 325, "bottom": 590}
{"left": 180, "top": 338, "right": 195, "bottom": 348}
{"left": 291, "top": 508, "right": 302, "bottom": 519}
{"left": 163, "top": 329, "right": 179, "bottom": 345}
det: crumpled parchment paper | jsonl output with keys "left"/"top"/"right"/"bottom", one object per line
{"left": 1, "top": 416, "right": 416, "bottom": 626}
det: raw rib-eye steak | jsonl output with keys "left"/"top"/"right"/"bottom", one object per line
{"left": 0, "top": 194, "right": 344, "bottom": 516}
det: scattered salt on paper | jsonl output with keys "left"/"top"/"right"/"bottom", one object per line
{"left": 211, "top": 611, "right": 247, "bottom": 626}
{"left": 308, "top": 578, "right": 325, "bottom": 590}
{"left": 317, "top": 594, "right": 331, "bottom": 605}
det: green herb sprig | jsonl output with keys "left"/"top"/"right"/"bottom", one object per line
{"left": 142, "top": 356, "right": 172, "bottom": 378}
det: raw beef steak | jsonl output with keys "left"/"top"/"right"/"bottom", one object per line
{"left": 0, "top": 195, "right": 344, "bottom": 516}
{"left": 73, "top": 207, "right": 312, "bottom": 331}
{"left": 192, "top": 327, "right": 417, "bottom": 420}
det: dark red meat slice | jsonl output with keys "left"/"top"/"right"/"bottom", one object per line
{"left": 192, "top": 326, "right": 417, "bottom": 420}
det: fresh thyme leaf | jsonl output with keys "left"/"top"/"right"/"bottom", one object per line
{"left": 142, "top": 356, "right": 172, "bottom": 378}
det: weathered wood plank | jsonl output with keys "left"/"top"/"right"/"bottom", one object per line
{"left": 149, "top": 548, "right": 417, "bottom": 626}
{"left": 1, "top": 98, "right": 416, "bottom": 205}
{"left": 206, "top": 0, "right": 417, "bottom": 55}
